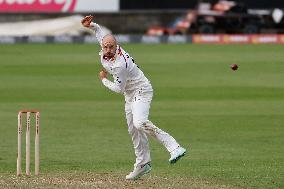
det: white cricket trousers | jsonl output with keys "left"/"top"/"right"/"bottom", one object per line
{"left": 125, "top": 91, "right": 180, "bottom": 168}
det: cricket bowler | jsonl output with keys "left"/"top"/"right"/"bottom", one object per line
{"left": 81, "top": 15, "right": 186, "bottom": 180}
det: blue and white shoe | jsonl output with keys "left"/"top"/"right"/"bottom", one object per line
{"left": 169, "top": 147, "right": 186, "bottom": 164}
{"left": 126, "top": 162, "right": 152, "bottom": 180}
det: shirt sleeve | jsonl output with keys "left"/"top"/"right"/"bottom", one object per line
{"left": 89, "top": 22, "right": 105, "bottom": 46}
{"left": 101, "top": 66, "right": 127, "bottom": 94}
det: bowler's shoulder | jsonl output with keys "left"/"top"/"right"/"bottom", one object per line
{"left": 113, "top": 57, "right": 127, "bottom": 70}
{"left": 113, "top": 46, "right": 128, "bottom": 68}
{"left": 117, "top": 46, "right": 130, "bottom": 58}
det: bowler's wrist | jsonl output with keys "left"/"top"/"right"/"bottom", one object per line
{"left": 89, "top": 22, "right": 97, "bottom": 30}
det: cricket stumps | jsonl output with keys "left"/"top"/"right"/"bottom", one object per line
{"left": 17, "top": 110, "right": 40, "bottom": 176}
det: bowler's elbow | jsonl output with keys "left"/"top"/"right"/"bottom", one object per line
{"left": 117, "top": 88, "right": 125, "bottom": 94}
{"left": 116, "top": 84, "right": 126, "bottom": 94}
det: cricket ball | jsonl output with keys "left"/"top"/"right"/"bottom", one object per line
{"left": 231, "top": 64, "right": 238, "bottom": 71}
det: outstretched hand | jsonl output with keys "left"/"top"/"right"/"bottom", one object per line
{"left": 81, "top": 15, "right": 94, "bottom": 28}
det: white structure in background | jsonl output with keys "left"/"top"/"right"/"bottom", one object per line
{"left": 75, "top": 0, "right": 119, "bottom": 12}
{"left": 272, "top": 9, "right": 284, "bottom": 24}
{"left": 0, "top": 15, "right": 111, "bottom": 36}
{"left": 0, "top": 0, "right": 119, "bottom": 13}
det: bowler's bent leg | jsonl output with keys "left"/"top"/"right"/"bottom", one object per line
{"left": 125, "top": 101, "right": 152, "bottom": 180}
{"left": 125, "top": 102, "right": 151, "bottom": 168}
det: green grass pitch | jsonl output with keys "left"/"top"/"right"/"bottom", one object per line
{"left": 0, "top": 44, "right": 283, "bottom": 188}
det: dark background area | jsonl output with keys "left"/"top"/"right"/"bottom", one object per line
{"left": 120, "top": 0, "right": 284, "bottom": 10}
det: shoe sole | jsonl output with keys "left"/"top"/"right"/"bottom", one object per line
{"left": 169, "top": 150, "right": 186, "bottom": 164}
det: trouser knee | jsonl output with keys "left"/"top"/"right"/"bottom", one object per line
{"left": 133, "top": 120, "right": 149, "bottom": 131}
{"left": 133, "top": 120, "right": 147, "bottom": 131}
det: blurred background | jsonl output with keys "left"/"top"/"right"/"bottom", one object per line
{"left": 0, "top": 0, "right": 284, "bottom": 43}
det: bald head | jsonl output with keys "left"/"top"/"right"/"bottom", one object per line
{"left": 102, "top": 34, "right": 117, "bottom": 45}
{"left": 102, "top": 34, "right": 117, "bottom": 59}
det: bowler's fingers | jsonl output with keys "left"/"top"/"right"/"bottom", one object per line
{"left": 86, "top": 15, "right": 94, "bottom": 23}
{"left": 88, "top": 15, "right": 94, "bottom": 21}
{"left": 81, "top": 15, "right": 94, "bottom": 27}
{"left": 99, "top": 70, "right": 107, "bottom": 80}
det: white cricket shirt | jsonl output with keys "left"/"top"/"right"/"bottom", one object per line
{"left": 90, "top": 22, "right": 153, "bottom": 97}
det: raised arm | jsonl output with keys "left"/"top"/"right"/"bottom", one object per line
{"left": 81, "top": 15, "right": 105, "bottom": 46}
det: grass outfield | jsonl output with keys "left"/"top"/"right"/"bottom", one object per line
{"left": 0, "top": 44, "right": 283, "bottom": 189}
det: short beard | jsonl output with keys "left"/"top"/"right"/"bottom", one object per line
{"left": 105, "top": 53, "right": 114, "bottom": 58}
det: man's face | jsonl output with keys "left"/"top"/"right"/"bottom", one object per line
{"left": 102, "top": 41, "right": 116, "bottom": 59}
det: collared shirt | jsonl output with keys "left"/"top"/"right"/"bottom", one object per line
{"left": 90, "top": 22, "right": 153, "bottom": 96}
